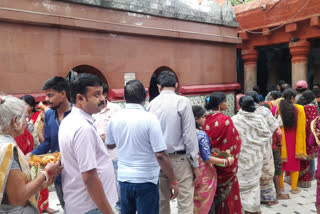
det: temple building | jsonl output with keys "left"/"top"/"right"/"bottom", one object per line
{"left": 0, "top": 0, "right": 241, "bottom": 115}
{"left": 235, "top": 0, "right": 320, "bottom": 94}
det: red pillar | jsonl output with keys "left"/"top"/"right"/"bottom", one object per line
{"left": 289, "top": 40, "right": 310, "bottom": 87}
{"left": 242, "top": 49, "right": 258, "bottom": 93}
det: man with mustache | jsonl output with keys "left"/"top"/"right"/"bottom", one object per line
{"left": 28, "top": 76, "right": 71, "bottom": 210}
{"left": 59, "top": 73, "right": 118, "bottom": 214}
{"left": 93, "top": 83, "right": 122, "bottom": 211}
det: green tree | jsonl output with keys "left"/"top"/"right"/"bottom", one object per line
{"left": 231, "top": 0, "right": 254, "bottom": 6}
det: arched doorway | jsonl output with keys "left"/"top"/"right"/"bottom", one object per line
{"left": 148, "top": 66, "right": 179, "bottom": 102}
{"left": 66, "top": 65, "right": 108, "bottom": 85}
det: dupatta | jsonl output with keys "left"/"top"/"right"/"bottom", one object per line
{"left": 275, "top": 104, "right": 307, "bottom": 161}
{"left": 0, "top": 141, "right": 39, "bottom": 213}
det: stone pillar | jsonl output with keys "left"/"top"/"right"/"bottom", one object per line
{"left": 242, "top": 49, "right": 258, "bottom": 93}
{"left": 289, "top": 40, "right": 310, "bottom": 87}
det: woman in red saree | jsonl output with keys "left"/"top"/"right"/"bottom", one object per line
{"left": 21, "top": 95, "right": 55, "bottom": 214}
{"left": 203, "top": 92, "right": 242, "bottom": 214}
{"left": 296, "top": 90, "right": 319, "bottom": 188}
{"left": 192, "top": 105, "right": 234, "bottom": 214}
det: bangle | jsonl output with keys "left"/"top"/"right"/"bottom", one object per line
{"left": 171, "top": 180, "right": 178, "bottom": 185}
{"left": 223, "top": 159, "right": 226, "bottom": 167}
{"left": 44, "top": 168, "right": 51, "bottom": 177}
{"left": 39, "top": 170, "right": 49, "bottom": 182}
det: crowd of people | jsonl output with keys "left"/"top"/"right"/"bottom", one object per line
{"left": 0, "top": 70, "right": 320, "bottom": 214}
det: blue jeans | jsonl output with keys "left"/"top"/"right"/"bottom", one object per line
{"left": 119, "top": 182, "right": 159, "bottom": 214}
{"left": 54, "top": 181, "right": 65, "bottom": 209}
{"left": 86, "top": 209, "right": 102, "bottom": 214}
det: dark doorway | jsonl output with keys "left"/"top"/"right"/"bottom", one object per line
{"left": 256, "top": 44, "right": 291, "bottom": 96}
{"left": 236, "top": 48, "right": 244, "bottom": 94}
{"left": 308, "top": 39, "right": 320, "bottom": 87}
{"left": 66, "top": 65, "right": 108, "bottom": 84}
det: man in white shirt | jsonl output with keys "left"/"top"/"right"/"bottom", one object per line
{"left": 106, "top": 80, "right": 178, "bottom": 214}
{"left": 59, "top": 73, "right": 118, "bottom": 214}
{"left": 148, "top": 71, "right": 200, "bottom": 214}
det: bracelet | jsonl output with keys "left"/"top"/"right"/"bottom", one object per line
{"left": 171, "top": 180, "right": 178, "bottom": 185}
{"left": 44, "top": 168, "right": 51, "bottom": 177}
{"left": 223, "top": 159, "right": 226, "bottom": 167}
{"left": 226, "top": 159, "right": 229, "bottom": 167}
{"left": 39, "top": 170, "right": 49, "bottom": 182}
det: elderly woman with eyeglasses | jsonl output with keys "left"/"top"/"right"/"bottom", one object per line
{"left": 0, "top": 95, "right": 62, "bottom": 214}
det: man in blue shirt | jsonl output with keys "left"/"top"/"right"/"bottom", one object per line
{"left": 27, "top": 76, "right": 71, "bottom": 209}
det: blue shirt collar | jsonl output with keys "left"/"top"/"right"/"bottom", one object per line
{"left": 53, "top": 106, "right": 72, "bottom": 119}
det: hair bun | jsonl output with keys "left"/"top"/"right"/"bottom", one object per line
{"left": 0, "top": 97, "right": 5, "bottom": 104}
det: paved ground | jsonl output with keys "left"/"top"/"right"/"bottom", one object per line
{"left": 48, "top": 179, "right": 318, "bottom": 214}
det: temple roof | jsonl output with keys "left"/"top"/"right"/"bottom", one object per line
{"left": 58, "top": 0, "right": 238, "bottom": 27}
{"left": 234, "top": 0, "right": 280, "bottom": 14}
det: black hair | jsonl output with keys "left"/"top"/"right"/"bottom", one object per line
{"left": 102, "top": 83, "right": 109, "bottom": 94}
{"left": 296, "top": 90, "right": 316, "bottom": 106}
{"left": 280, "top": 83, "right": 291, "bottom": 93}
{"left": 296, "top": 88, "right": 307, "bottom": 93}
{"left": 277, "top": 80, "right": 286, "bottom": 88}
{"left": 245, "top": 91, "right": 259, "bottom": 104}
{"left": 42, "top": 76, "right": 69, "bottom": 95}
{"left": 313, "top": 84, "right": 320, "bottom": 89}
{"left": 192, "top": 105, "right": 206, "bottom": 129}
{"left": 239, "top": 96, "right": 256, "bottom": 112}
{"left": 21, "top": 95, "right": 36, "bottom": 113}
{"left": 205, "top": 92, "right": 226, "bottom": 111}
{"left": 149, "top": 73, "right": 160, "bottom": 102}
{"left": 235, "top": 89, "right": 244, "bottom": 95}
{"left": 260, "top": 102, "right": 271, "bottom": 110}
{"left": 279, "top": 89, "right": 297, "bottom": 128}
{"left": 270, "top": 90, "right": 281, "bottom": 100}
{"left": 312, "top": 84, "right": 320, "bottom": 98}
{"left": 124, "top": 80, "right": 146, "bottom": 104}
{"left": 69, "top": 73, "right": 103, "bottom": 104}
{"left": 157, "top": 71, "right": 177, "bottom": 88}
{"left": 253, "top": 85, "right": 260, "bottom": 93}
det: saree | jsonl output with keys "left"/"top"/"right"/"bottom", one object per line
{"left": 14, "top": 129, "right": 34, "bottom": 155}
{"left": 29, "top": 111, "right": 43, "bottom": 148}
{"left": 310, "top": 117, "right": 320, "bottom": 207}
{"left": 204, "top": 112, "right": 242, "bottom": 214}
{"left": 0, "top": 135, "right": 39, "bottom": 213}
{"left": 194, "top": 131, "right": 217, "bottom": 214}
{"left": 254, "top": 106, "right": 278, "bottom": 202}
{"left": 232, "top": 110, "right": 273, "bottom": 213}
{"left": 298, "top": 104, "right": 318, "bottom": 188}
{"left": 29, "top": 111, "right": 48, "bottom": 213}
